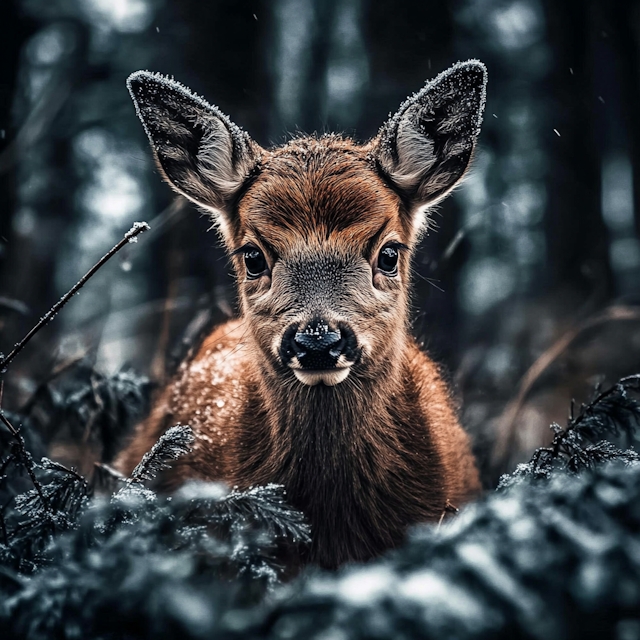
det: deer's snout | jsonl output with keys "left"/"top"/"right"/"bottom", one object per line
{"left": 279, "top": 318, "right": 359, "bottom": 386}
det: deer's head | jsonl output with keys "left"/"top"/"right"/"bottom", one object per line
{"left": 129, "top": 61, "right": 486, "bottom": 387}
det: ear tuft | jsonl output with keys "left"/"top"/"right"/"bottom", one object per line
{"left": 127, "top": 71, "right": 260, "bottom": 231}
{"left": 376, "top": 60, "right": 487, "bottom": 223}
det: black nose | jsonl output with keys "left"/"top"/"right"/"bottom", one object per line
{"left": 280, "top": 319, "right": 358, "bottom": 370}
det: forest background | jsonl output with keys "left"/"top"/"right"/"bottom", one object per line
{"left": 1, "top": 0, "right": 640, "bottom": 483}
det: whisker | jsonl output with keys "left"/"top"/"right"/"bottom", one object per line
{"left": 218, "top": 322, "right": 252, "bottom": 365}
{"left": 413, "top": 270, "right": 446, "bottom": 293}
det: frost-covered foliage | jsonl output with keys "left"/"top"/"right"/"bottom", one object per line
{"left": 1, "top": 371, "right": 640, "bottom": 639}
{"left": 129, "top": 424, "right": 195, "bottom": 483}
{"left": 252, "top": 460, "right": 640, "bottom": 640}
{"left": 21, "top": 360, "right": 151, "bottom": 464}
{"left": 500, "top": 374, "right": 640, "bottom": 489}
{"left": 0, "top": 422, "right": 310, "bottom": 638}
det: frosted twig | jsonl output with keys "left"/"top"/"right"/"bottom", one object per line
{"left": 0, "top": 222, "right": 150, "bottom": 373}
{"left": 129, "top": 424, "right": 194, "bottom": 484}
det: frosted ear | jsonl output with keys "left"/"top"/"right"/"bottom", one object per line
{"left": 127, "top": 71, "right": 261, "bottom": 236}
{"left": 375, "top": 60, "right": 487, "bottom": 231}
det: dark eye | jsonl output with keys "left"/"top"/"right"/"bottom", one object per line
{"left": 244, "top": 248, "right": 267, "bottom": 278}
{"left": 377, "top": 246, "right": 399, "bottom": 274}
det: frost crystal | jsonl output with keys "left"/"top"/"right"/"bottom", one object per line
{"left": 125, "top": 220, "right": 150, "bottom": 243}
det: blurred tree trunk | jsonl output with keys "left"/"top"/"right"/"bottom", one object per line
{"left": 542, "top": 0, "right": 613, "bottom": 305}
{"left": 605, "top": 0, "right": 640, "bottom": 244}
{"left": 0, "top": 1, "right": 37, "bottom": 378}
{"left": 0, "top": 0, "right": 37, "bottom": 299}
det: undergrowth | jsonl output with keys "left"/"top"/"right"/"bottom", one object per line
{"left": 0, "top": 366, "right": 639, "bottom": 639}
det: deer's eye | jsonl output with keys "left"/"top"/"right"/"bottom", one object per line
{"left": 377, "top": 246, "right": 399, "bottom": 275}
{"left": 244, "top": 248, "right": 267, "bottom": 278}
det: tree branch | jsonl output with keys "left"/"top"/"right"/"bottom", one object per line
{"left": 0, "top": 222, "right": 149, "bottom": 373}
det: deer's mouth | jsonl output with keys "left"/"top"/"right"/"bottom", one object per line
{"left": 292, "top": 367, "right": 352, "bottom": 386}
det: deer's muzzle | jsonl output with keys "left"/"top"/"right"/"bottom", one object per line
{"left": 279, "top": 318, "right": 360, "bottom": 386}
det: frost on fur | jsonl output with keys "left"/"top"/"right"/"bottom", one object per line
{"left": 127, "top": 70, "right": 259, "bottom": 236}
{"left": 375, "top": 60, "right": 487, "bottom": 234}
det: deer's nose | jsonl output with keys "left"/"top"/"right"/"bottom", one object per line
{"left": 293, "top": 320, "right": 343, "bottom": 370}
{"left": 280, "top": 319, "right": 356, "bottom": 370}
{"left": 295, "top": 325, "right": 342, "bottom": 352}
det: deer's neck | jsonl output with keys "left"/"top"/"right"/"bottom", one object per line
{"left": 243, "top": 336, "right": 446, "bottom": 566}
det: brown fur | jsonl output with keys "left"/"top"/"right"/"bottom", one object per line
{"left": 119, "top": 62, "right": 487, "bottom": 569}
{"left": 117, "top": 136, "right": 481, "bottom": 569}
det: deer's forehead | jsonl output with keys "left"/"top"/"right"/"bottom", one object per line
{"left": 237, "top": 145, "right": 407, "bottom": 249}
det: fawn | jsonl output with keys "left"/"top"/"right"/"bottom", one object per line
{"left": 117, "top": 60, "right": 487, "bottom": 569}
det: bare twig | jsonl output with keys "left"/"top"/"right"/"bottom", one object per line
{"left": 437, "top": 500, "right": 459, "bottom": 531}
{"left": 0, "top": 222, "right": 150, "bottom": 374}
{"left": 94, "top": 462, "right": 127, "bottom": 482}
{"left": 0, "top": 410, "right": 49, "bottom": 514}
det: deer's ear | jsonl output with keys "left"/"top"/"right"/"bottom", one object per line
{"left": 127, "top": 71, "right": 261, "bottom": 237}
{"left": 375, "top": 60, "right": 487, "bottom": 232}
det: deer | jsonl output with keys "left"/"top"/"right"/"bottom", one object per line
{"left": 116, "top": 60, "right": 487, "bottom": 569}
